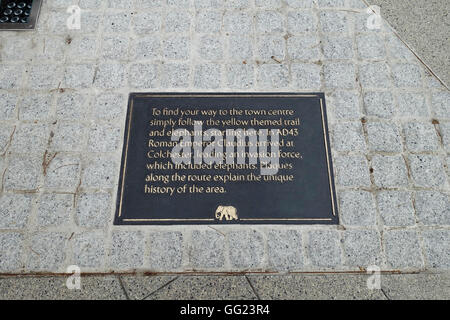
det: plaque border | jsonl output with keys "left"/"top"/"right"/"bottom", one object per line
{"left": 115, "top": 93, "right": 338, "bottom": 225}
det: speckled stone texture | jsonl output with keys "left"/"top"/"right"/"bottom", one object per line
{"left": 0, "top": 0, "right": 448, "bottom": 274}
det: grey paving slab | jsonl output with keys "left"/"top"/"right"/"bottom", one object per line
{"left": 381, "top": 273, "right": 450, "bottom": 300}
{"left": 248, "top": 274, "right": 387, "bottom": 300}
{"left": 145, "top": 276, "right": 258, "bottom": 300}
{"left": 0, "top": 276, "right": 126, "bottom": 300}
{"left": 120, "top": 275, "right": 178, "bottom": 300}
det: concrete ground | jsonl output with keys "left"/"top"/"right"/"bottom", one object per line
{"left": 0, "top": 0, "right": 449, "bottom": 299}
{"left": 367, "top": 0, "right": 450, "bottom": 87}
{"left": 1, "top": 273, "right": 449, "bottom": 300}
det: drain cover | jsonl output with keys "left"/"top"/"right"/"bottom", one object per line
{"left": 0, "top": 0, "right": 42, "bottom": 30}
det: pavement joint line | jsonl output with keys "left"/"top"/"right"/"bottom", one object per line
{"left": 245, "top": 275, "right": 261, "bottom": 300}
{"left": 117, "top": 275, "right": 131, "bottom": 300}
{"left": 142, "top": 276, "right": 180, "bottom": 300}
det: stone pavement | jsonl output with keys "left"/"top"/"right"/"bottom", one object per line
{"left": 0, "top": 0, "right": 449, "bottom": 295}
{"left": 0, "top": 273, "right": 449, "bottom": 299}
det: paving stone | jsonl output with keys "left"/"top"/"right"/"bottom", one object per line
{"left": 79, "top": 0, "right": 102, "bottom": 9}
{"left": 227, "top": 230, "right": 265, "bottom": 270}
{"left": 75, "top": 193, "right": 112, "bottom": 228}
{"left": 149, "top": 232, "right": 184, "bottom": 271}
{"left": 377, "top": 191, "right": 416, "bottom": 227}
{"left": 308, "top": 230, "right": 342, "bottom": 267}
{"left": 132, "top": 12, "right": 162, "bottom": 34}
{"left": 371, "top": 155, "right": 409, "bottom": 188}
{"left": 267, "top": 230, "right": 303, "bottom": 271}
{"left": 334, "top": 155, "right": 371, "bottom": 187}
{"left": 0, "top": 232, "right": 24, "bottom": 271}
{"left": 103, "top": 12, "right": 131, "bottom": 33}
{"left": 44, "top": 154, "right": 81, "bottom": 191}
{"left": 0, "top": 64, "right": 23, "bottom": 89}
{"left": 195, "top": 10, "right": 222, "bottom": 34}
{"left": 50, "top": 122, "right": 87, "bottom": 152}
{"left": 224, "top": 0, "right": 250, "bottom": 8}
{"left": 257, "top": 64, "right": 289, "bottom": 88}
{"left": 66, "top": 36, "right": 98, "bottom": 60}
{"left": 288, "top": 35, "right": 321, "bottom": 60}
{"left": 223, "top": 11, "right": 252, "bottom": 34}
{"left": 63, "top": 64, "right": 96, "bottom": 89}
{"left": 285, "top": 0, "right": 315, "bottom": 8}
{"left": 0, "top": 93, "right": 18, "bottom": 120}
{"left": 0, "top": 193, "right": 33, "bottom": 229}
{"left": 291, "top": 63, "right": 321, "bottom": 90}
{"left": 109, "top": 231, "right": 145, "bottom": 270}
{"left": 319, "top": 10, "right": 348, "bottom": 33}
{"left": 421, "top": 230, "right": 450, "bottom": 269}
{"left": 165, "top": 10, "right": 192, "bottom": 33}
{"left": 343, "top": 229, "right": 381, "bottom": 266}
{"left": 356, "top": 33, "right": 386, "bottom": 60}
{"left": 56, "top": 92, "right": 90, "bottom": 120}
{"left": 415, "top": 191, "right": 450, "bottom": 225}
{"left": 248, "top": 274, "right": 386, "bottom": 300}
{"left": 19, "top": 93, "right": 53, "bottom": 121}
{"left": 404, "top": 122, "right": 440, "bottom": 152}
{"left": 160, "top": 63, "right": 190, "bottom": 88}
{"left": 135, "top": 0, "right": 165, "bottom": 8}
{"left": 72, "top": 232, "right": 105, "bottom": 268}
{"left": 256, "top": 35, "right": 285, "bottom": 61}
{"left": 10, "top": 123, "right": 50, "bottom": 154}
{"left": 167, "top": 0, "right": 190, "bottom": 7}
{"left": 324, "top": 62, "right": 356, "bottom": 89}
{"left": 255, "top": 0, "right": 282, "bottom": 8}
{"left": 397, "top": 92, "right": 429, "bottom": 117}
{"left": 37, "top": 193, "right": 73, "bottom": 227}
{"left": 363, "top": 91, "right": 395, "bottom": 118}
{"left": 287, "top": 11, "right": 317, "bottom": 33}
{"left": 228, "top": 35, "right": 253, "bottom": 61}
{"left": 81, "top": 156, "right": 116, "bottom": 188}
{"left": 322, "top": 35, "right": 353, "bottom": 59}
{"left": 163, "top": 35, "right": 190, "bottom": 60}
{"left": 194, "top": 0, "right": 222, "bottom": 8}
{"left": 332, "top": 122, "right": 366, "bottom": 152}
{"left": 198, "top": 35, "right": 223, "bottom": 60}
{"left": 101, "top": 35, "right": 129, "bottom": 60}
{"left": 227, "top": 64, "right": 254, "bottom": 89}
{"left": 318, "top": 0, "right": 345, "bottom": 7}
{"left": 108, "top": 0, "right": 133, "bottom": 8}
{"left": 93, "top": 63, "right": 127, "bottom": 89}
{"left": 353, "top": 10, "right": 384, "bottom": 33}
{"left": 87, "top": 123, "right": 122, "bottom": 153}
{"left": 128, "top": 63, "right": 159, "bottom": 89}
{"left": 408, "top": 154, "right": 447, "bottom": 188}
{"left": 194, "top": 64, "right": 222, "bottom": 88}
{"left": 431, "top": 91, "right": 450, "bottom": 119}
{"left": 190, "top": 230, "right": 225, "bottom": 269}
{"left": 147, "top": 276, "right": 257, "bottom": 300}
{"left": 4, "top": 154, "right": 41, "bottom": 191}
{"left": 358, "top": 63, "right": 391, "bottom": 88}
{"left": 131, "top": 35, "right": 161, "bottom": 60}
{"left": 384, "top": 229, "right": 424, "bottom": 269}
{"left": 120, "top": 275, "right": 178, "bottom": 300}
{"left": 391, "top": 63, "right": 423, "bottom": 88}
{"left": 339, "top": 190, "right": 377, "bottom": 226}
{"left": 329, "top": 91, "right": 361, "bottom": 120}
{"left": 386, "top": 33, "right": 416, "bottom": 61}
{"left": 256, "top": 11, "right": 284, "bottom": 33}
{"left": 28, "top": 232, "right": 68, "bottom": 271}
{"left": 366, "top": 121, "right": 403, "bottom": 152}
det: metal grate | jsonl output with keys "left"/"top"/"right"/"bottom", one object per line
{"left": 0, "top": 0, "right": 42, "bottom": 30}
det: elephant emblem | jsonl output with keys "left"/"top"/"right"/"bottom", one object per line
{"left": 215, "top": 206, "right": 238, "bottom": 221}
